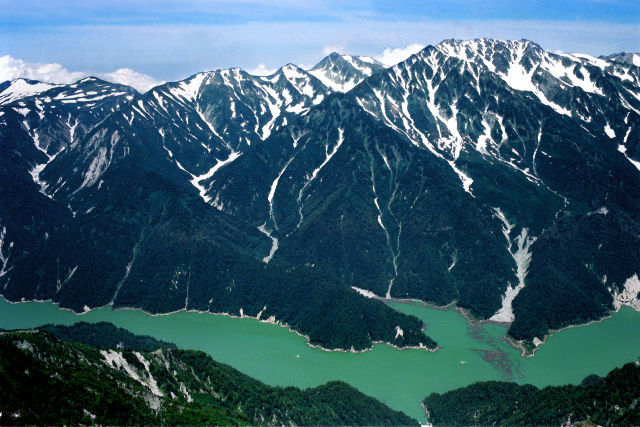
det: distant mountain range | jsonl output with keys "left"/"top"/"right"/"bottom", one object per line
{"left": 1, "top": 39, "right": 639, "bottom": 351}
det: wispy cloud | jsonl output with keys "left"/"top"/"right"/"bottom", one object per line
{"left": 374, "top": 43, "right": 425, "bottom": 66}
{"left": 322, "top": 45, "right": 346, "bottom": 55}
{"left": 246, "top": 63, "right": 278, "bottom": 76}
{"left": 0, "top": 55, "right": 85, "bottom": 84}
{"left": 0, "top": 55, "right": 163, "bottom": 92}
{"left": 99, "top": 68, "right": 163, "bottom": 92}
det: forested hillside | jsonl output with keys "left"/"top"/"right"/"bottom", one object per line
{"left": 0, "top": 323, "right": 418, "bottom": 425}
{"left": 423, "top": 360, "right": 640, "bottom": 425}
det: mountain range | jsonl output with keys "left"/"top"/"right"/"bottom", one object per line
{"left": 1, "top": 39, "right": 639, "bottom": 351}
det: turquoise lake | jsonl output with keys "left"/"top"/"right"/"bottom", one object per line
{"left": 1, "top": 297, "right": 639, "bottom": 422}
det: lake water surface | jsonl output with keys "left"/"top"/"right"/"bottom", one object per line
{"left": 1, "top": 297, "right": 639, "bottom": 422}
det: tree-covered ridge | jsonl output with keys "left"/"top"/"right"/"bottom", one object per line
{"left": 40, "top": 321, "right": 177, "bottom": 351}
{"left": 423, "top": 359, "right": 640, "bottom": 426}
{"left": 0, "top": 326, "right": 418, "bottom": 426}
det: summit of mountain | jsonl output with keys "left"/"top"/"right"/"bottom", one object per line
{"left": 308, "top": 52, "right": 386, "bottom": 92}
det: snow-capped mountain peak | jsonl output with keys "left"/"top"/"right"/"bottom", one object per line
{"left": 309, "top": 52, "right": 386, "bottom": 92}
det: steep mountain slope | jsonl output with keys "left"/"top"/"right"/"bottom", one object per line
{"left": 1, "top": 76, "right": 136, "bottom": 176}
{"left": 42, "top": 66, "right": 327, "bottom": 204}
{"left": 0, "top": 64, "right": 435, "bottom": 351}
{"left": 204, "top": 39, "right": 640, "bottom": 343}
{"left": 0, "top": 76, "right": 137, "bottom": 210}
{"left": 0, "top": 77, "right": 137, "bottom": 308}
{"left": 1, "top": 39, "right": 639, "bottom": 349}
{"left": 209, "top": 93, "right": 516, "bottom": 317}
{"left": 347, "top": 39, "right": 640, "bottom": 341}
{"left": 0, "top": 325, "right": 418, "bottom": 425}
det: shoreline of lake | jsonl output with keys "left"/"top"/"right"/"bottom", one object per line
{"left": 2, "top": 296, "right": 639, "bottom": 423}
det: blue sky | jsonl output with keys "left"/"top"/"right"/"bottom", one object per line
{"left": 1, "top": 0, "right": 638, "bottom": 88}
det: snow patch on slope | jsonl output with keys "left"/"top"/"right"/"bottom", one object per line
{"left": 191, "top": 151, "right": 241, "bottom": 203}
{"left": 613, "top": 274, "right": 640, "bottom": 311}
{"left": 170, "top": 73, "right": 207, "bottom": 102}
{"left": 604, "top": 124, "right": 616, "bottom": 139}
{"left": 258, "top": 225, "right": 278, "bottom": 264}
{"left": 499, "top": 45, "right": 571, "bottom": 116}
{"left": 295, "top": 128, "right": 344, "bottom": 229}
{"left": 0, "top": 226, "right": 13, "bottom": 280}
{"left": 0, "top": 79, "right": 58, "bottom": 105}
{"left": 258, "top": 152, "right": 300, "bottom": 264}
{"left": 618, "top": 145, "right": 640, "bottom": 171}
{"left": 309, "top": 68, "right": 357, "bottom": 92}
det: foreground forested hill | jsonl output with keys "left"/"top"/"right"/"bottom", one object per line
{"left": 0, "top": 323, "right": 417, "bottom": 426}
{"left": 423, "top": 360, "right": 640, "bottom": 425}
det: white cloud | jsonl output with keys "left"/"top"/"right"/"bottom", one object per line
{"left": 99, "top": 68, "right": 163, "bottom": 92}
{"left": 374, "top": 43, "right": 425, "bottom": 67}
{"left": 0, "top": 55, "right": 162, "bottom": 92}
{"left": 0, "top": 55, "right": 85, "bottom": 84}
{"left": 246, "top": 63, "right": 277, "bottom": 76}
{"left": 322, "top": 45, "right": 345, "bottom": 55}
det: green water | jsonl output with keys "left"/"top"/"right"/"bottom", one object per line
{"left": 1, "top": 298, "right": 639, "bottom": 422}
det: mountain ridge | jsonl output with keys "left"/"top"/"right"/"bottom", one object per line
{"left": 1, "top": 38, "right": 639, "bottom": 350}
